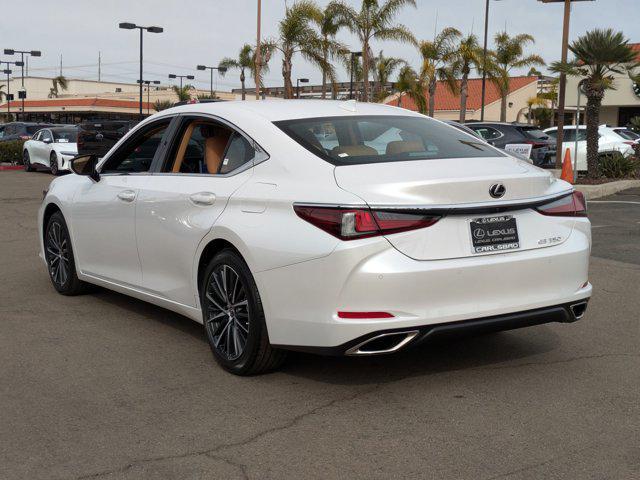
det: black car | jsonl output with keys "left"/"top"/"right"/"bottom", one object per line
{"left": 0, "top": 122, "right": 59, "bottom": 143}
{"left": 466, "top": 122, "right": 556, "bottom": 167}
{"left": 77, "top": 120, "right": 138, "bottom": 157}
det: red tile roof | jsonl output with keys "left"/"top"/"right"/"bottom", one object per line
{"left": 386, "top": 76, "right": 538, "bottom": 112}
{"left": 0, "top": 98, "right": 153, "bottom": 110}
{"left": 631, "top": 43, "right": 640, "bottom": 61}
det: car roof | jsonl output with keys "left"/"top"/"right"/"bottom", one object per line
{"left": 157, "top": 99, "right": 423, "bottom": 122}
{"left": 467, "top": 122, "right": 535, "bottom": 127}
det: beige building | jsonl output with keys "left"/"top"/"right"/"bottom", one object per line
{"left": 564, "top": 43, "right": 640, "bottom": 127}
{"left": 0, "top": 76, "right": 236, "bottom": 123}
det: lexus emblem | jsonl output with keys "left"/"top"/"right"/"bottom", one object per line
{"left": 489, "top": 183, "right": 506, "bottom": 199}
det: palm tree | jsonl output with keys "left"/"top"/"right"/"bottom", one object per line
{"left": 489, "top": 32, "right": 545, "bottom": 122}
{"left": 219, "top": 44, "right": 254, "bottom": 101}
{"left": 266, "top": 0, "right": 340, "bottom": 99}
{"left": 0, "top": 84, "right": 5, "bottom": 101}
{"left": 154, "top": 99, "right": 174, "bottom": 112}
{"left": 48, "top": 75, "right": 68, "bottom": 98}
{"left": 395, "top": 65, "right": 426, "bottom": 113}
{"left": 449, "top": 34, "right": 484, "bottom": 123}
{"left": 372, "top": 50, "right": 406, "bottom": 101}
{"left": 330, "top": 0, "right": 417, "bottom": 102}
{"left": 317, "top": 4, "right": 348, "bottom": 99}
{"left": 172, "top": 85, "right": 193, "bottom": 102}
{"left": 551, "top": 29, "right": 640, "bottom": 178}
{"left": 418, "top": 27, "right": 461, "bottom": 117}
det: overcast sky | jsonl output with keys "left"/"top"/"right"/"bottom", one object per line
{"left": 5, "top": 0, "right": 638, "bottom": 91}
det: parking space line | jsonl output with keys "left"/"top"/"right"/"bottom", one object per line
{"left": 589, "top": 201, "right": 640, "bottom": 205}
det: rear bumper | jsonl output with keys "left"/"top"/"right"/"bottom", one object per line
{"left": 256, "top": 218, "right": 591, "bottom": 349}
{"left": 275, "top": 300, "right": 589, "bottom": 356}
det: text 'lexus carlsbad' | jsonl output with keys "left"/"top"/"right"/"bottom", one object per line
{"left": 38, "top": 100, "right": 591, "bottom": 375}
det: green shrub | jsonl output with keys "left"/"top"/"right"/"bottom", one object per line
{"left": 598, "top": 151, "right": 639, "bottom": 178}
{"left": 0, "top": 140, "right": 26, "bottom": 164}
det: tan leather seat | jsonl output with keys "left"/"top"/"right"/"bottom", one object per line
{"left": 204, "top": 130, "right": 231, "bottom": 174}
{"left": 385, "top": 140, "right": 425, "bottom": 156}
{"left": 331, "top": 145, "right": 378, "bottom": 157}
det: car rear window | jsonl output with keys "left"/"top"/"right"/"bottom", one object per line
{"left": 614, "top": 129, "right": 640, "bottom": 140}
{"left": 275, "top": 115, "right": 503, "bottom": 165}
{"left": 517, "top": 126, "right": 550, "bottom": 140}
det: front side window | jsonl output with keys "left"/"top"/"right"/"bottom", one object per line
{"left": 52, "top": 128, "right": 78, "bottom": 143}
{"left": 163, "top": 119, "right": 256, "bottom": 174}
{"left": 276, "top": 116, "right": 503, "bottom": 166}
{"left": 41, "top": 130, "right": 53, "bottom": 143}
{"left": 101, "top": 120, "right": 170, "bottom": 174}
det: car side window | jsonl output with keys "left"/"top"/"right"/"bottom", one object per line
{"left": 470, "top": 126, "right": 502, "bottom": 141}
{"left": 41, "top": 130, "right": 52, "bottom": 142}
{"left": 163, "top": 118, "right": 257, "bottom": 175}
{"left": 33, "top": 131, "right": 41, "bottom": 141}
{"left": 101, "top": 120, "right": 170, "bottom": 174}
{"left": 220, "top": 133, "right": 255, "bottom": 174}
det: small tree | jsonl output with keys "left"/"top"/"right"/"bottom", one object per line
{"left": 449, "top": 33, "right": 484, "bottom": 123}
{"left": 219, "top": 45, "right": 254, "bottom": 101}
{"left": 490, "top": 32, "right": 545, "bottom": 122}
{"left": 373, "top": 51, "right": 406, "bottom": 102}
{"left": 330, "top": 0, "right": 416, "bottom": 102}
{"left": 395, "top": 65, "right": 426, "bottom": 113}
{"left": 48, "top": 76, "right": 68, "bottom": 98}
{"left": 419, "top": 27, "right": 461, "bottom": 117}
{"left": 317, "top": 3, "right": 348, "bottom": 99}
{"left": 551, "top": 29, "right": 640, "bottom": 178}
{"left": 153, "top": 100, "right": 173, "bottom": 112}
{"left": 172, "top": 85, "right": 193, "bottom": 102}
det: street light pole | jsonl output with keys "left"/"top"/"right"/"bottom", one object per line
{"left": 296, "top": 78, "right": 309, "bottom": 99}
{"left": 137, "top": 79, "right": 160, "bottom": 115}
{"left": 255, "top": 0, "right": 262, "bottom": 100}
{"left": 4, "top": 49, "right": 40, "bottom": 120}
{"left": 119, "top": 23, "right": 163, "bottom": 119}
{"left": 197, "top": 65, "right": 228, "bottom": 98}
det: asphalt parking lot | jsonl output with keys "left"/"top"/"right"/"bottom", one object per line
{"left": 1, "top": 170, "right": 638, "bottom": 480}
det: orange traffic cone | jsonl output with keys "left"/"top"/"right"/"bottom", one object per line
{"left": 560, "top": 148, "right": 574, "bottom": 184}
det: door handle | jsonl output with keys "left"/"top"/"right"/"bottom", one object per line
{"left": 189, "top": 192, "right": 216, "bottom": 206}
{"left": 117, "top": 190, "right": 136, "bottom": 202}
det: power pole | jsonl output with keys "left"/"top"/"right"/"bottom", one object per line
{"left": 554, "top": 0, "right": 572, "bottom": 168}
{"left": 255, "top": 0, "right": 262, "bottom": 100}
{"left": 98, "top": 51, "right": 101, "bottom": 81}
{"left": 59, "top": 54, "right": 63, "bottom": 76}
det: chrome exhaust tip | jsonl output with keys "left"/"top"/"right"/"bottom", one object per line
{"left": 569, "top": 301, "right": 588, "bottom": 320}
{"left": 345, "top": 330, "right": 419, "bottom": 356}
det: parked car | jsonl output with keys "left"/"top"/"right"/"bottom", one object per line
{"left": 611, "top": 126, "right": 640, "bottom": 144}
{"left": 77, "top": 120, "right": 137, "bottom": 157}
{"left": 23, "top": 126, "right": 78, "bottom": 175}
{"left": 39, "top": 101, "right": 591, "bottom": 375}
{"left": 543, "top": 125, "right": 635, "bottom": 171}
{"left": 0, "top": 122, "right": 58, "bottom": 143}
{"left": 466, "top": 122, "right": 557, "bottom": 167}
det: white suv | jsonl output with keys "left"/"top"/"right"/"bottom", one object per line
{"left": 544, "top": 125, "right": 635, "bottom": 171}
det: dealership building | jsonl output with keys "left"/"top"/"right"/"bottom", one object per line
{"left": 564, "top": 43, "right": 640, "bottom": 127}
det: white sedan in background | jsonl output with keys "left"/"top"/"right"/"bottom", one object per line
{"left": 23, "top": 126, "right": 78, "bottom": 175}
{"left": 544, "top": 125, "right": 635, "bottom": 171}
{"left": 38, "top": 101, "right": 591, "bottom": 375}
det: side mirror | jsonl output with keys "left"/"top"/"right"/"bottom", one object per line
{"left": 43, "top": 138, "right": 52, "bottom": 144}
{"left": 70, "top": 155, "right": 100, "bottom": 182}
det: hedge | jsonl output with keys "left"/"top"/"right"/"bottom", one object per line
{"left": 0, "top": 140, "right": 26, "bottom": 164}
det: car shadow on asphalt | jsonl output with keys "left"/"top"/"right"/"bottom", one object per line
{"left": 88, "top": 286, "right": 562, "bottom": 386}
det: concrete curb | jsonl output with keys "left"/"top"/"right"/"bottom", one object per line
{"left": 0, "top": 165, "right": 23, "bottom": 171}
{"left": 574, "top": 180, "right": 640, "bottom": 200}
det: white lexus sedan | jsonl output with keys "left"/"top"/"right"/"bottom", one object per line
{"left": 24, "top": 126, "right": 78, "bottom": 175}
{"left": 38, "top": 101, "right": 592, "bottom": 375}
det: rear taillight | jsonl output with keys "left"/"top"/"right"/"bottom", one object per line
{"left": 523, "top": 140, "right": 549, "bottom": 149}
{"left": 293, "top": 205, "right": 440, "bottom": 240}
{"left": 20, "top": 135, "right": 30, "bottom": 140}
{"left": 536, "top": 191, "right": 587, "bottom": 217}
{"left": 623, "top": 141, "right": 635, "bottom": 146}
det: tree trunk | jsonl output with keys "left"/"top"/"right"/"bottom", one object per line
{"left": 500, "top": 93, "right": 507, "bottom": 122}
{"left": 240, "top": 69, "right": 246, "bottom": 101}
{"left": 282, "top": 57, "right": 293, "bottom": 99}
{"left": 397, "top": 92, "right": 402, "bottom": 107}
{"left": 321, "top": 49, "right": 327, "bottom": 100}
{"left": 362, "top": 42, "right": 370, "bottom": 102}
{"left": 459, "top": 73, "right": 468, "bottom": 123}
{"left": 585, "top": 87, "right": 604, "bottom": 178}
{"left": 428, "top": 78, "right": 436, "bottom": 117}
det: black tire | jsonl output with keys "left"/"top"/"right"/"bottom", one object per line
{"left": 23, "top": 150, "right": 33, "bottom": 172}
{"left": 200, "top": 249, "right": 286, "bottom": 375}
{"left": 50, "top": 152, "right": 59, "bottom": 176}
{"left": 44, "top": 211, "right": 88, "bottom": 296}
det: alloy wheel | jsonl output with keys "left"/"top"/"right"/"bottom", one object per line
{"left": 50, "top": 154, "right": 58, "bottom": 175}
{"left": 23, "top": 151, "right": 31, "bottom": 171}
{"left": 204, "top": 264, "right": 250, "bottom": 361}
{"left": 46, "top": 221, "right": 70, "bottom": 287}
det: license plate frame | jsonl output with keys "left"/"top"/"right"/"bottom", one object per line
{"left": 469, "top": 215, "right": 520, "bottom": 254}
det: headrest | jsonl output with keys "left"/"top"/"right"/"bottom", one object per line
{"left": 385, "top": 140, "right": 425, "bottom": 156}
{"left": 331, "top": 145, "right": 378, "bottom": 157}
